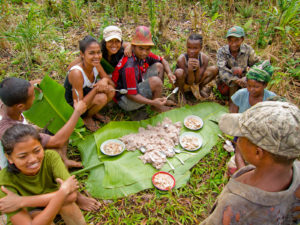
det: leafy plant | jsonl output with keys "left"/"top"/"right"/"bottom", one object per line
{"left": 236, "top": 1, "right": 254, "bottom": 18}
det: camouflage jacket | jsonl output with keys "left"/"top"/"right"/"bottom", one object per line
{"left": 200, "top": 162, "right": 300, "bottom": 225}
{"left": 217, "top": 43, "right": 260, "bottom": 87}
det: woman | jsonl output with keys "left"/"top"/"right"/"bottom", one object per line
{"left": 100, "top": 25, "right": 131, "bottom": 69}
{"left": 228, "top": 61, "right": 276, "bottom": 173}
{"left": 230, "top": 60, "right": 276, "bottom": 113}
{"left": 64, "top": 35, "right": 115, "bottom": 131}
{"left": 0, "top": 124, "right": 86, "bottom": 225}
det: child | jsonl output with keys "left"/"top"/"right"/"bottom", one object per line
{"left": 0, "top": 124, "right": 86, "bottom": 225}
{"left": 112, "top": 26, "right": 176, "bottom": 112}
{"left": 217, "top": 26, "right": 260, "bottom": 108}
{"left": 174, "top": 34, "right": 218, "bottom": 102}
{"left": 201, "top": 101, "right": 300, "bottom": 224}
{"left": 64, "top": 35, "right": 115, "bottom": 131}
{"left": 0, "top": 77, "right": 100, "bottom": 212}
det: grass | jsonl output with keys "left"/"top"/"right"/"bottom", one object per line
{"left": 1, "top": 0, "right": 299, "bottom": 224}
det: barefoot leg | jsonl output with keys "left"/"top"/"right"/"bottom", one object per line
{"left": 60, "top": 203, "right": 86, "bottom": 225}
{"left": 76, "top": 193, "right": 101, "bottom": 212}
{"left": 58, "top": 143, "right": 82, "bottom": 169}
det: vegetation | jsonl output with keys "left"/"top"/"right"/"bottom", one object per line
{"left": 0, "top": 0, "right": 299, "bottom": 224}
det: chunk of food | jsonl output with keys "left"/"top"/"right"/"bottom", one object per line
{"left": 181, "top": 136, "right": 200, "bottom": 150}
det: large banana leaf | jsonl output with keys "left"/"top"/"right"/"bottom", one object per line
{"left": 77, "top": 102, "right": 227, "bottom": 199}
{"left": 23, "top": 75, "right": 84, "bottom": 134}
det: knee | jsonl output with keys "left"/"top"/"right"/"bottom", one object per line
{"left": 174, "top": 68, "right": 185, "bottom": 80}
{"left": 149, "top": 76, "right": 163, "bottom": 89}
{"left": 93, "top": 93, "right": 107, "bottom": 105}
{"left": 154, "top": 62, "right": 164, "bottom": 73}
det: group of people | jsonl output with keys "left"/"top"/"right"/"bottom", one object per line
{"left": 0, "top": 24, "right": 298, "bottom": 225}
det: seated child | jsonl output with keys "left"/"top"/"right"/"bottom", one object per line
{"left": 0, "top": 77, "right": 100, "bottom": 211}
{"left": 174, "top": 34, "right": 218, "bottom": 102}
{"left": 217, "top": 26, "right": 260, "bottom": 108}
{"left": 112, "top": 26, "right": 176, "bottom": 112}
{"left": 0, "top": 124, "right": 86, "bottom": 225}
{"left": 230, "top": 61, "right": 276, "bottom": 171}
{"left": 64, "top": 35, "right": 115, "bottom": 131}
{"left": 201, "top": 101, "right": 300, "bottom": 224}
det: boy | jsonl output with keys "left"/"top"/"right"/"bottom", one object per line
{"left": 174, "top": 34, "right": 218, "bottom": 102}
{"left": 0, "top": 77, "right": 100, "bottom": 211}
{"left": 217, "top": 26, "right": 260, "bottom": 107}
{"left": 112, "top": 26, "right": 176, "bottom": 112}
{"left": 201, "top": 101, "right": 300, "bottom": 224}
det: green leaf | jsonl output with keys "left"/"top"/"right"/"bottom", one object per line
{"left": 77, "top": 102, "right": 228, "bottom": 199}
{"left": 23, "top": 75, "right": 84, "bottom": 134}
{"left": 100, "top": 58, "right": 115, "bottom": 74}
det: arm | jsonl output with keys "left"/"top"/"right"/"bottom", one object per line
{"left": 10, "top": 176, "right": 78, "bottom": 225}
{"left": 229, "top": 103, "right": 239, "bottom": 113}
{"left": 123, "top": 42, "right": 132, "bottom": 57}
{"left": 162, "top": 58, "right": 176, "bottom": 83}
{"left": 126, "top": 94, "right": 166, "bottom": 108}
{"left": 217, "top": 48, "right": 238, "bottom": 86}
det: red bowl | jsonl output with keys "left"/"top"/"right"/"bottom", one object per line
{"left": 152, "top": 171, "right": 176, "bottom": 191}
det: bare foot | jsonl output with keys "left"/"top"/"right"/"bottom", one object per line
{"left": 64, "top": 159, "right": 82, "bottom": 169}
{"left": 178, "top": 92, "right": 187, "bottom": 107}
{"left": 151, "top": 105, "right": 173, "bottom": 113}
{"left": 93, "top": 113, "right": 110, "bottom": 124}
{"left": 76, "top": 193, "right": 101, "bottom": 211}
{"left": 83, "top": 117, "right": 100, "bottom": 132}
{"left": 200, "top": 86, "right": 211, "bottom": 98}
{"left": 165, "top": 100, "right": 177, "bottom": 106}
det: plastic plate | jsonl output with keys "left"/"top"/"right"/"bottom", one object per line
{"left": 100, "top": 139, "right": 125, "bottom": 156}
{"left": 179, "top": 132, "right": 203, "bottom": 151}
{"left": 183, "top": 115, "right": 203, "bottom": 130}
{"left": 152, "top": 171, "right": 176, "bottom": 191}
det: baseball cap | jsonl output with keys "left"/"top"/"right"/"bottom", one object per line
{"left": 131, "top": 26, "right": 154, "bottom": 46}
{"left": 103, "top": 26, "right": 122, "bottom": 42}
{"left": 226, "top": 26, "right": 245, "bottom": 38}
{"left": 219, "top": 101, "right": 300, "bottom": 158}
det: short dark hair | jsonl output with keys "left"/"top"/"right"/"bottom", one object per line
{"left": 1, "top": 124, "right": 41, "bottom": 174}
{"left": 188, "top": 34, "right": 203, "bottom": 45}
{"left": 0, "top": 77, "right": 31, "bottom": 106}
{"left": 79, "top": 35, "right": 100, "bottom": 53}
{"left": 267, "top": 151, "right": 296, "bottom": 165}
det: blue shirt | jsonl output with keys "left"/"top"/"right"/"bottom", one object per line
{"left": 231, "top": 88, "right": 276, "bottom": 113}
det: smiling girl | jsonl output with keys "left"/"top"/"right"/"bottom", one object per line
{"left": 0, "top": 124, "right": 86, "bottom": 225}
{"left": 64, "top": 35, "right": 115, "bottom": 131}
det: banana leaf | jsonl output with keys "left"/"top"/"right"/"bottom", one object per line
{"left": 100, "top": 58, "right": 115, "bottom": 74}
{"left": 23, "top": 75, "right": 84, "bottom": 134}
{"left": 77, "top": 102, "right": 228, "bottom": 199}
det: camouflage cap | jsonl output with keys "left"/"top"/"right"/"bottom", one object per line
{"left": 219, "top": 101, "right": 300, "bottom": 158}
{"left": 226, "top": 26, "right": 245, "bottom": 38}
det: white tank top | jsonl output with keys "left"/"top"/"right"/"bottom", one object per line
{"left": 69, "top": 65, "right": 99, "bottom": 88}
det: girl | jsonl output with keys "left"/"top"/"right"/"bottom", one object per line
{"left": 64, "top": 35, "right": 115, "bottom": 131}
{"left": 0, "top": 124, "right": 86, "bottom": 225}
{"left": 100, "top": 25, "right": 131, "bottom": 68}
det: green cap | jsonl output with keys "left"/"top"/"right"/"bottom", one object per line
{"left": 219, "top": 101, "right": 300, "bottom": 158}
{"left": 226, "top": 26, "right": 245, "bottom": 38}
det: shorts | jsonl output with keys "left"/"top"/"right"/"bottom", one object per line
{"left": 117, "top": 64, "right": 159, "bottom": 111}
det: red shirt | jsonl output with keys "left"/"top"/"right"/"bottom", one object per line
{"left": 112, "top": 52, "right": 162, "bottom": 101}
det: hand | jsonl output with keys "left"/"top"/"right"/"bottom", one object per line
{"left": 235, "top": 77, "right": 247, "bottom": 88}
{"left": 188, "top": 58, "right": 200, "bottom": 71}
{"left": 94, "top": 79, "right": 109, "bottom": 93}
{"left": 73, "top": 100, "right": 87, "bottom": 115}
{"left": 232, "top": 67, "right": 243, "bottom": 77}
{"left": 152, "top": 97, "right": 167, "bottom": 107}
{"left": 56, "top": 176, "right": 79, "bottom": 196}
{"left": 124, "top": 45, "right": 132, "bottom": 57}
{"left": 168, "top": 73, "right": 176, "bottom": 84}
{"left": 0, "top": 186, "right": 21, "bottom": 213}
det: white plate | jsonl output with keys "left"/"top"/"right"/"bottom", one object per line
{"left": 100, "top": 139, "right": 125, "bottom": 156}
{"left": 179, "top": 132, "right": 203, "bottom": 151}
{"left": 183, "top": 115, "right": 203, "bottom": 130}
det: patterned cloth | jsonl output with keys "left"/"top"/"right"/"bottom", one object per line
{"left": 217, "top": 43, "right": 260, "bottom": 87}
{"left": 112, "top": 52, "right": 162, "bottom": 102}
{"left": 246, "top": 60, "right": 274, "bottom": 83}
{"left": 200, "top": 162, "right": 300, "bottom": 225}
{"left": 219, "top": 101, "right": 300, "bottom": 158}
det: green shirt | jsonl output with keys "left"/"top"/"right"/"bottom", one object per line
{"left": 0, "top": 150, "right": 70, "bottom": 224}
